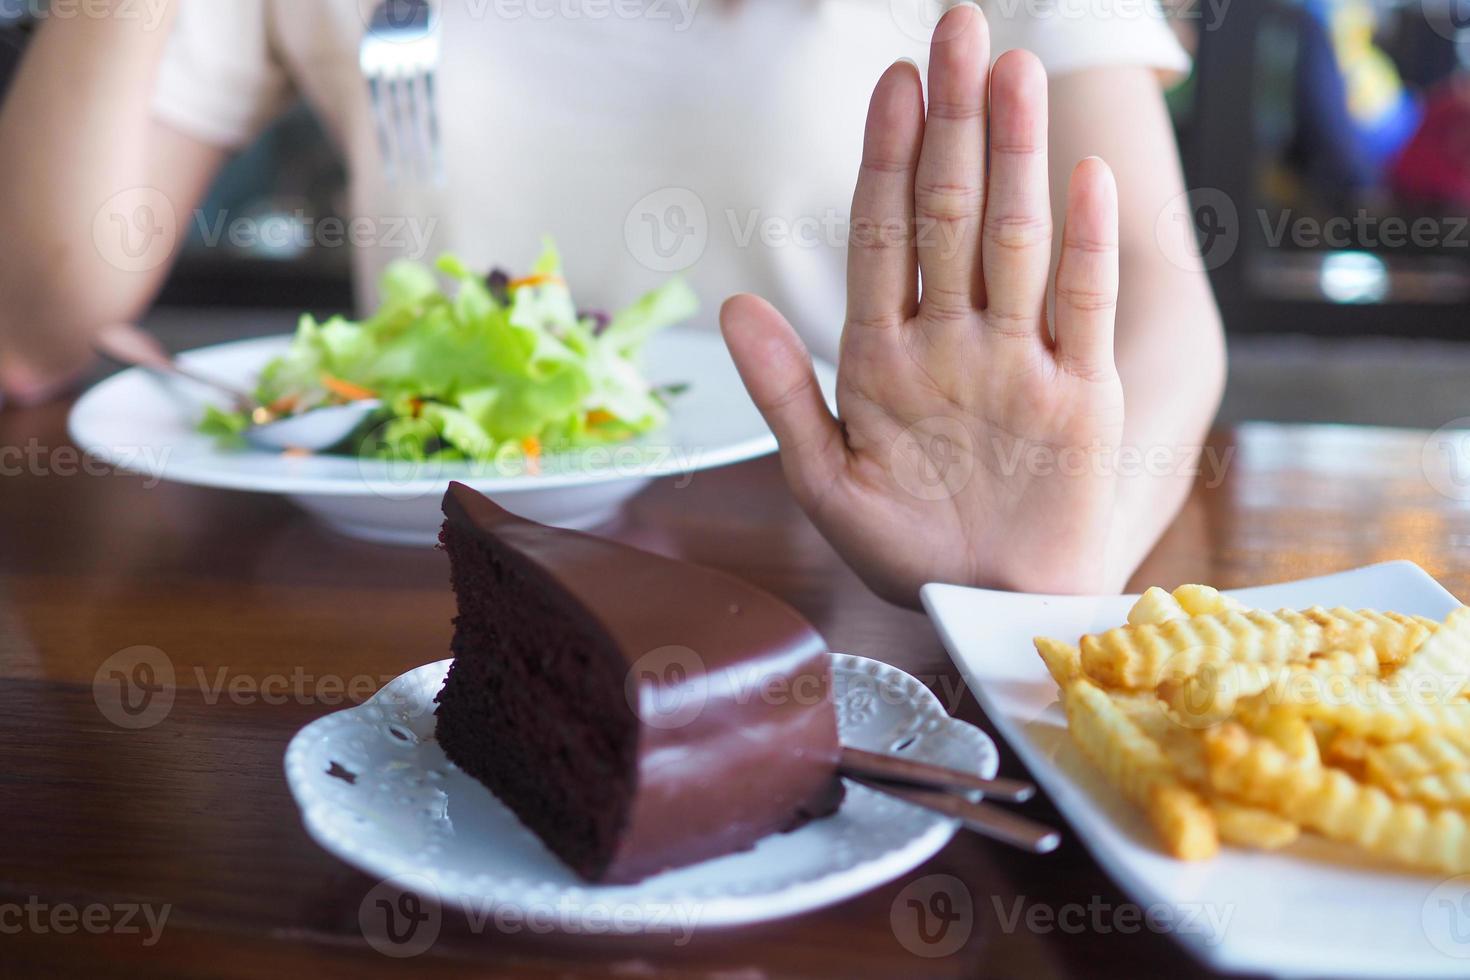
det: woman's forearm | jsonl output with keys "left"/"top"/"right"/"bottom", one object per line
{"left": 1047, "top": 66, "right": 1226, "bottom": 590}
{"left": 1106, "top": 250, "right": 1226, "bottom": 589}
{"left": 0, "top": 0, "right": 220, "bottom": 402}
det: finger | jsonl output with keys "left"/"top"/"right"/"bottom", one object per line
{"left": 847, "top": 59, "right": 924, "bottom": 332}
{"left": 720, "top": 294, "right": 845, "bottom": 498}
{"left": 1053, "top": 157, "right": 1120, "bottom": 379}
{"left": 981, "top": 49, "right": 1052, "bottom": 340}
{"left": 914, "top": 2, "right": 990, "bottom": 315}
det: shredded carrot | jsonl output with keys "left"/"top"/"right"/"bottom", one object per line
{"left": 283, "top": 447, "right": 313, "bottom": 459}
{"left": 267, "top": 395, "right": 300, "bottom": 415}
{"left": 320, "top": 373, "right": 377, "bottom": 402}
{"left": 521, "top": 437, "right": 543, "bottom": 475}
{"left": 508, "top": 273, "right": 565, "bottom": 290}
{"left": 586, "top": 409, "right": 617, "bottom": 426}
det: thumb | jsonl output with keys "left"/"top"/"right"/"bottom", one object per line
{"left": 719, "top": 293, "right": 844, "bottom": 500}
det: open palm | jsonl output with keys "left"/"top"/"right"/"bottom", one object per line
{"left": 721, "top": 5, "right": 1125, "bottom": 605}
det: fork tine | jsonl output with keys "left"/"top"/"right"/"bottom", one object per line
{"left": 404, "top": 70, "right": 431, "bottom": 183}
{"left": 407, "top": 70, "right": 432, "bottom": 183}
{"left": 422, "top": 70, "right": 444, "bottom": 185}
{"left": 367, "top": 74, "right": 397, "bottom": 185}
{"left": 387, "top": 70, "right": 416, "bottom": 183}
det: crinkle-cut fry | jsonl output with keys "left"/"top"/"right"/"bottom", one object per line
{"left": 1157, "top": 662, "right": 1277, "bottom": 729}
{"left": 1034, "top": 637, "right": 1082, "bottom": 691}
{"left": 1382, "top": 606, "right": 1470, "bottom": 697}
{"left": 1155, "top": 641, "right": 1378, "bottom": 728}
{"left": 1324, "top": 730, "right": 1372, "bottom": 765}
{"left": 1366, "top": 736, "right": 1470, "bottom": 786}
{"left": 1172, "top": 584, "right": 1246, "bottom": 617}
{"left": 1278, "top": 671, "right": 1470, "bottom": 741}
{"left": 1327, "top": 609, "right": 1436, "bottom": 670}
{"left": 1252, "top": 702, "right": 1322, "bottom": 767}
{"left": 1128, "top": 587, "right": 1188, "bottom": 626}
{"left": 1205, "top": 724, "right": 1470, "bottom": 875}
{"left": 1063, "top": 681, "right": 1218, "bottom": 859}
{"left": 1078, "top": 607, "right": 1420, "bottom": 690}
{"left": 1210, "top": 799, "right": 1300, "bottom": 850}
{"left": 1111, "top": 691, "right": 1209, "bottom": 787}
{"left": 1387, "top": 770, "right": 1470, "bottom": 809}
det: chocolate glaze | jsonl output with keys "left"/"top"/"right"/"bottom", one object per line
{"left": 437, "top": 483, "right": 844, "bottom": 883}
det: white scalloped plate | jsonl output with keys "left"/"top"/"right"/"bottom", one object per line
{"left": 923, "top": 561, "right": 1470, "bottom": 978}
{"left": 284, "top": 654, "right": 997, "bottom": 930}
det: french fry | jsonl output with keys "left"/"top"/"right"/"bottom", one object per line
{"left": 1210, "top": 799, "right": 1300, "bottom": 850}
{"left": 1078, "top": 607, "right": 1423, "bottom": 690}
{"left": 1111, "top": 691, "right": 1209, "bottom": 787}
{"left": 1047, "top": 592, "right": 1470, "bottom": 874}
{"left": 1251, "top": 702, "right": 1323, "bottom": 767}
{"left": 1157, "top": 661, "right": 1277, "bottom": 729}
{"left": 1382, "top": 770, "right": 1470, "bottom": 809}
{"left": 1034, "top": 637, "right": 1082, "bottom": 690}
{"left": 1205, "top": 723, "right": 1470, "bottom": 875}
{"left": 1128, "top": 587, "right": 1188, "bottom": 626}
{"left": 1062, "top": 680, "right": 1218, "bottom": 860}
{"left": 1381, "top": 605, "right": 1470, "bottom": 696}
{"left": 1365, "top": 736, "right": 1470, "bottom": 785}
{"left": 1172, "top": 584, "right": 1245, "bottom": 618}
{"left": 1274, "top": 671, "right": 1470, "bottom": 741}
{"left": 1155, "top": 641, "right": 1377, "bottom": 729}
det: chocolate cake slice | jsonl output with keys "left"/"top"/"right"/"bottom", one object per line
{"left": 434, "top": 483, "right": 844, "bottom": 884}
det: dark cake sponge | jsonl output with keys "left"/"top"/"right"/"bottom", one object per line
{"left": 434, "top": 482, "right": 844, "bottom": 884}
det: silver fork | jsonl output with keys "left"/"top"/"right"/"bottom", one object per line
{"left": 360, "top": 0, "right": 444, "bottom": 185}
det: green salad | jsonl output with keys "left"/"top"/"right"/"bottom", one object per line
{"left": 201, "top": 239, "right": 697, "bottom": 467}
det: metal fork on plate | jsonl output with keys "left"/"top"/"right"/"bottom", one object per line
{"left": 360, "top": 0, "right": 444, "bottom": 185}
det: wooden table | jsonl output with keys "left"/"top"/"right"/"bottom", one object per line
{"left": 4, "top": 383, "right": 1469, "bottom": 977}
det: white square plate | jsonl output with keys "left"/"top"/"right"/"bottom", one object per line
{"left": 922, "top": 561, "right": 1470, "bottom": 977}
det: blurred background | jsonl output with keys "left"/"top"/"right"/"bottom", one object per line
{"left": 3, "top": 0, "right": 1469, "bottom": 427}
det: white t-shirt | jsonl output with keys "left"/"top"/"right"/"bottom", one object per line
{"left": 152, "top": 0, "right": 1187, "bottom": 363}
